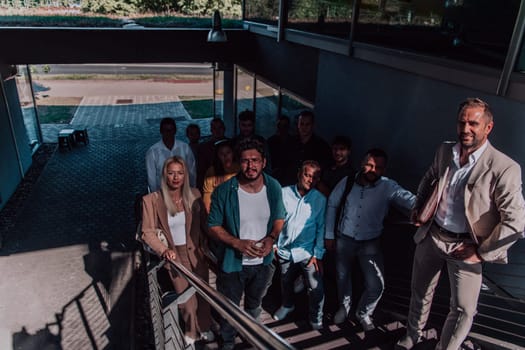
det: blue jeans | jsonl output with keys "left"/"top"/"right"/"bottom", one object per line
{"left": 278, "top": 257, "right": 324, "bottom": 324}
{"left": 216, "top": 263, "right": 275, "bottom": 344}
{"left": 335, "top": 235, "right": 384, "bottom": 318}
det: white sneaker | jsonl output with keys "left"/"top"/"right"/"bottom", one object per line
{"left": 357, "top": 314, "right": 375, "bottom": 331}
{"left": 273, "top": 305, "right": 295, "bottom": 320}
{"left": 200, "top": 330, "right": 215, "bottom": 342}
{"left": 310, "top": 321, "right": 323, "bottom": 330}
{"left": 333, "top": 306, "right": 348, "bottom": 324}
{"left": 184, "top": 335, "right": 196, "bottom": 345}
{"left": 395, "top": 334, "right": 420, "bottom": 349}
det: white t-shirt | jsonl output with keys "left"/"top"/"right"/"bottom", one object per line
{"left": 168, "top": 211, "right": 186, "bottom": 246}
{"left": 238, "top": 185, "right": 270, "bottom": 265}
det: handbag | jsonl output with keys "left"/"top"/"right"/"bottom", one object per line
{"left": 155, "top": 229, "right": 169, "bottom": 248}
{"left": 136, "top": 225, "right": 169, "bottom": 255}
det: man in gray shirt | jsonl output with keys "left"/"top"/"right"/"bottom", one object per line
{"left": 325, "top": 148, "right": 415, "bottom": 330}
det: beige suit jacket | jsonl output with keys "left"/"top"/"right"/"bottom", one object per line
{"left": 414, "top": 141, "right": 525, "bottom": 263}
{"left": 141, "top": 188, "right": 207, "bottom": 269}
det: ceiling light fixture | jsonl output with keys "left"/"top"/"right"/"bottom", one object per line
{"left": 207, "top": 10, "right": 227, "bottom": 43}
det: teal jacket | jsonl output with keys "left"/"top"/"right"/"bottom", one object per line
{"left": 208, "top": 173, "right": 286, "bottom": 273}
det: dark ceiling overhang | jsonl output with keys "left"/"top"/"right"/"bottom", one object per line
{"left": 0, "top": 27, "right": 255, "bottom": 64}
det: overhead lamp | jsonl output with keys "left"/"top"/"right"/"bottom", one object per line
{"left": 207, "top": 10, "right": 227, "bottom": 43}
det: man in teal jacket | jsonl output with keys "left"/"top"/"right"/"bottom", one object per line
{"left": 208, "top": 137, "right": 285, "bottom": 350}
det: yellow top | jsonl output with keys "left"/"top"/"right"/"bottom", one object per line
{"left": 202, "top": 163, "right": 240, "bottom": 213}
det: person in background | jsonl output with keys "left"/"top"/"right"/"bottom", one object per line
{"left": 202, "top": 139, "right": 240, "bottom": 213}
{"left": 396, "top": 98, "right": 525, "bottom": 350}
{"left": 141, "top": 156, "right": 214, "bottom": 345}
{"left": 272, "top": 160, "right": 326, "bottom": 330}
{"left": 146, "top": 118, "right": 196, "bottom": 191}
{"left": 231, "top": 110, "right": 271, "bottom": 172}
{"left": 325, "top": 149, "right": 415, "bottom": 331}
{"left": 318, "top": 135, "right": 355, "bottom": 196}
{"left": 287, "top": 111, "right": 331, "bottom": 182}
{"left": 197, "top": 118, "right": 227, "bottom": 190}
{"left": 186, "top": 123, "right": 201, "bottom": 159}
{"left": 268, "top": 116, "right": 296, "bottom": 186}
{"left": 208, "top": 137, "right": 285, "bottom": 350}
{"left": 231, "top": 110, "right": 260, "bottom": 147}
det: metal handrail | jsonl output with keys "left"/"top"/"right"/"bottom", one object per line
{"left": 162, "top": 259, "right": 296, "bottom": 350}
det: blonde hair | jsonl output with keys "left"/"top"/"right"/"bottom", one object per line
{"left": 160, "top": 156, "right": 197, "bottom": 216}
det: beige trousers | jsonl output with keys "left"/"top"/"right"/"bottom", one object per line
{"left": 168, "top": 245, "right": 211, "bottom": 339}
{"left": 406, "top": 225, "right": 482, "bottom": 350}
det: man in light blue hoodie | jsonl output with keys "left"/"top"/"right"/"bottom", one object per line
{"left": 273, "top": 160, "right": 326, "bottom": 330}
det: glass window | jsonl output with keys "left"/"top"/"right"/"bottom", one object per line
{"left": 281, "top": 90, "right": 313, "bottom": 130}
{"left": 288, "top": 0, "right": 354, "bottom": 38}
{"left": 15, "top": 65, "right": 41, "bottom": 151}
{"left": 516, "top": 31, "right": 525, "bottom": 72}
{"left": 214, "top": 69, "right": 224, "bottom": 119}
{"left": 244, "top": 0, "right": 279, "bottom": 25}
{"left": 254, "top": 79, "right": 279, "bottom": 139}
{"left": 356, "top": 0, "right": 520, "bottom": 68}
{"left": 236, "top": 68, "right": 255, "bottom": 126}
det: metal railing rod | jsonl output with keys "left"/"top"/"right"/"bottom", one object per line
{"left": 165, "top": 260, "right": 296, "bottom": 350}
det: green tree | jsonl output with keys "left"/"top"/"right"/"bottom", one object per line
{"left": 176, "top": 0, "right": 241, "bottom": 16}
{"left": 81, "top": 0, "right": 138, "bottom": 15}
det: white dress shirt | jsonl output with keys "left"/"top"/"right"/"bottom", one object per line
{"left": 326, "top": 176, "right": 415, "bottom": 240}
{"left": 145, "top": 139, "right": 197, "bottom": 191}
{"left": 277, "top": 185, "right": 326, "bottom": 263}
{"left": 434, "top": 141, "right": 489, "bottom": 233}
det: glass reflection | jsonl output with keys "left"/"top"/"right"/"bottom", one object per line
{"left": 214, "top": 69, "right": 224, "bottom": 119}
{"left": 236, "top": 68, "right": 255, "bottom": 123}
{"left": 288, "top": 0, "right": 354, "bottom": 38}
{"left": 244, "top": 0, "right": 279, "bottom": 25}
{"left": 254, "top": 79, "right": 279, "bottom": 139}
{"left": 356, "top": 0, "right": 520, "bottom": 68}
{"left": 281, "top": 92, "right": 312, "bottom": 128}
{"left": 15, "top": 65, "right": 41, "bottom": 151}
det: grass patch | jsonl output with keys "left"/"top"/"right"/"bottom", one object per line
{"left": 37, "top": 105, "right": 78, "bottom": 123}
{"left": 180, "top": 98, "right": 213, "bottom": 119}
{"left": 32, "top": 73, "right": 213, "bottom": 81}
{"left": 0, "top": 14, "right": 242, "bottom": 28}
{"left": 0, "top": 15, "right": 122, "bottom": 27}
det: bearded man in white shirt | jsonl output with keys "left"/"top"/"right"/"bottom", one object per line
{"left": 146, "top": 118, "right": 196, "bottom": 191}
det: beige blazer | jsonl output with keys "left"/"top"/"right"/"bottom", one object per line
{"left": 141, "top": 188, "right": 207, "bottom": 269}
{"left": 414, "top": 141, "right": 525, "bottom": 263}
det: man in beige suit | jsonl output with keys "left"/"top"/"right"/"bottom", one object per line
{"left": 396, "top": 98, "right": 525, "bottom": 350}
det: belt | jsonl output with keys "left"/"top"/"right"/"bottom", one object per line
{"left": 432, "top": 221, "right": 470, "bottom": 240}
{"left": 336, "top": 232, "right": 380, "bottom": 242}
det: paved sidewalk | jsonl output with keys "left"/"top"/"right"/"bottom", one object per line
{"left": 4, "top": 84, "right": 310, "bottom": 348}
{"left": 0, "top": 131, "right": 152, "bottom": 349}
{"left": 0, "top": 90, "right": 217, "bottom": 349}
{"left": 41, "top": 95, "right": 213, "bottom": 144}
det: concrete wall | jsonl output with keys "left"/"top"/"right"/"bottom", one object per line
{"left": 311, "top": 50, "right": 525, "bottom": 298}
{"left": 314, "top": 51, "right": 525, "bottom": 190}
{"left": 242, "top": 36, "right": 319, "bottom": 103}
{"left": 0, "top": 77, "right": 32, "bottom": 211}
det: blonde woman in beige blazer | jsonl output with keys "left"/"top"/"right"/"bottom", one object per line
{"left": 141, "top": 156, "right": 213, "bottom": 345}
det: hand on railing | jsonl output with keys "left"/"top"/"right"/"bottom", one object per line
{"left": 161, "top": 248, "right": 177, "bottom": 262}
